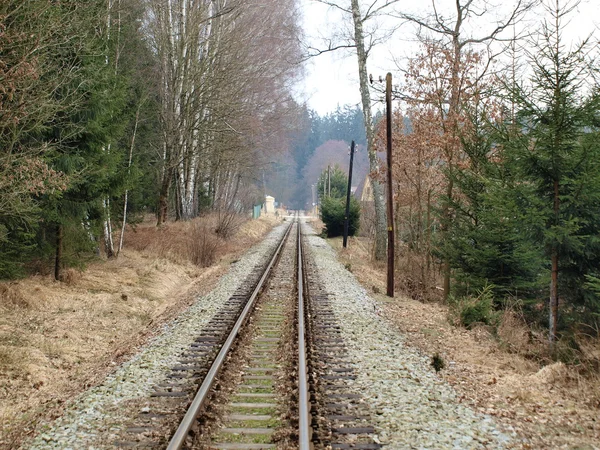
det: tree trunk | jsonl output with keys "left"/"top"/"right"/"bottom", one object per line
{"left": 54, "top": 224, "right": 62, "bottom": 281}
{"left": 350, "top": 0, "right": 387, "bottom": 260}
{"left": 441, "top": 172, "right": 453, "bottom": 298}
{"left": 549, "top": 178, "right": 560, "bottom": 343}
{"left": 118, "top": 101, "right": 141, "bottom": 254}
{"left": 157, "top": 167, "right": 172, "bottom": 225}
{"left": 549, "top": 246, "right": 559, "bottom": 343}
{"left": 103, "top": 197, "right": 115, "bottom": 258}
{"left": 426, "top": 189, "right": 432, "bottom": 274}
{"left": 440, "top": 30, "right": 462, "bottom": 300}
{"left": 102, "top": 2, "right": 115, "bottom": 259}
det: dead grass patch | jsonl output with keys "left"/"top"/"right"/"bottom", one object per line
{"left": 0, "top": 215, "right": 278, "bottom": 449}
{"left": 123, "top": 213, "right": 274, "bottom": 268}
{"left": 0, "top": 283, "right": 31, "bottom": 309}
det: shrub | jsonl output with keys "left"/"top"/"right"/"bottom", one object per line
{"left": 320, "top": 196, "right": 360, "bottom": 238}
{"left": 215, "top": 209, "right": 246, "bottom": 239}
{"left": 431, "top": 353, "right": 445, "bottom": 372}
{"left": 189, "top": 221, "right": 222, "bottom": 267}
{"left": 449, "top": 283, "right": 499, "bottom": 329}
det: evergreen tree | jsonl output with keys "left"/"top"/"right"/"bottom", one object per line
{"left": 502, "top": 0, "right": 600, "bottom": 341}
{"left": 320, "top": 195, "right": 360, "bottom": 238}
{"left": 0, "top": 1, "right": 72, "bottom": 277}
{"left": 318, "top": 166, "right": 360, "bottom": 238}
{"left": 317, "top": 166, "right": 349, "bottom": 199}
{"left": 38, "top": 0, "right": 132, "bottom": 277}
{"left": 445, "top": 100, "right": 545, "bottom": 301}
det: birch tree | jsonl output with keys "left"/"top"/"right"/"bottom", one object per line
{"left": 309, "top": 0, "right": 401, "bottom": 260}
{"left": 147, "top": 0, "right": 302, "bottom": 224}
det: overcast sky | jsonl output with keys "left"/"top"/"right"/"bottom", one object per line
{"left": 298, "top": 0, "right": 598, "bottom": 116}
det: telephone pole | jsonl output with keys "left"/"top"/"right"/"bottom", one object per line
{"left": 386, "top": 73, "right": 395, "bottom": 298}
{"left": 343, "top": 141, "right": 356, "bottom": 248}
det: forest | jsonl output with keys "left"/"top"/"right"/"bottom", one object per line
{"left": 375, "top": 0, "right": 600, "bottom": 352}
{"left": 0, "top": 0, "right": 308, "bottom": 280}
{"left": 1, "top": 0, "right": 600, "bottom": 358}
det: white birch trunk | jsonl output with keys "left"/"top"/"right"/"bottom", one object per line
{"left": 102, "top": 0, "right": 115, "bottom": 258}
{"left": 118, "top": 102, "right": 141, "bottom": 254}
{"left": 350, "top": 0, "right": 387, "bottom": 260}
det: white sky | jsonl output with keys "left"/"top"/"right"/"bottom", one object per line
{"left": 298, "top": 0, "right": 599, "bottom": 116}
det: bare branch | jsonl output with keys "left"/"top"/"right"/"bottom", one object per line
{"left": 363, "top": 0, "right": 401, "bottom": 22}
{"left": 304, "top": 41, "right": 357, "bottom": 59}
{"left": 311, "top": 0, "right": 352, "bottom": 15}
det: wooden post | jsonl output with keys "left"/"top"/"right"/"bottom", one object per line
{"left": 386, "top": 73, "right": 395, "bottom": 297}
{"left": 54, "top": 224, "right": 63, "bottom": 281}
{"left": 343, "top": 141, "right": 356, "bottom": 248}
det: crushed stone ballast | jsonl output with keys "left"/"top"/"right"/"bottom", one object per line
{"left": 24, "top": 219, "right": 513, "bottom": 450}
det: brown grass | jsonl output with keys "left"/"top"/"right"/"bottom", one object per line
{"left": 0, "top": 283, "right": 30, "bottom": 309}
{"left": 0, "top": 214, "right": 279, "bottom": 449}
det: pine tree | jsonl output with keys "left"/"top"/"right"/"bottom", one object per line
{"left": 38, "top": 0, "right": 131, "bottom": 278}
{"left": 317, "top": 166, "right": 350, "bottom": 199}
{"left": 503, "top": 0, "right": 600, "bottom": 342}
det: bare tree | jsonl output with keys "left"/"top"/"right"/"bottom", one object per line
{"left": 309, "top": 0, "right": 402, "bottom": 260}
{"left": 146, "top": 0, "right": 303, "bottom": 224}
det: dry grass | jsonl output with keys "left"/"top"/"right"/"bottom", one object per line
{"left": 327, "top": 232, "right": 600, "bottom": 449}
{"left": 395, "top": 248, "right": 442, "bottom": 302}
{"left": 0, "top": 214, "right": 279, "bottom": 449}
{"left": 0, "top": 283, "right": 30, "bottom": 309}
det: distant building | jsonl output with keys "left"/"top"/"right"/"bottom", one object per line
{"left": 264, "top": 195, "right": 275, "bottom": 214}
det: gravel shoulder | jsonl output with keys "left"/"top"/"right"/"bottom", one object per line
{"left": 306, "top": 226, "right": 512, "bottom": 449}
{"left": 8, "top": 217, "right": 599, "bottom": 449}
{"left": 323, "top": 231, "right": 600, "bottom": 449}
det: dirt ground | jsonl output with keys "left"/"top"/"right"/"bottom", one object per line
{"left": 329, "top": 235, "right": 600, "bottom": 450}
{"left": 0, "top": 215, "right": 280, "bottom": 449}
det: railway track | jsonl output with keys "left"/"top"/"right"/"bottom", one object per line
{"left": 115, "top": 217, "right": 380, "bottom": 449}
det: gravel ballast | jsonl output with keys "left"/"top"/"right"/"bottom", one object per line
{"left": 305, "top": 226, "right": 514, "bottom": 449}
{"left": 23, "top": 223, "right": 289, "bottom": 450}
{"left": 24, "top": 219, "right": 513, "bottom": 449}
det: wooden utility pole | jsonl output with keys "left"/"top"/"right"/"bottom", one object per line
{"left": 386, "top": 73, "right": 394, "bottom": 297}
{"left": 343, "top": 141, "right": 356, "bottom": 248}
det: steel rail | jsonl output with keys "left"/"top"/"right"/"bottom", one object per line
{"left": 167, "top": 220, "right": 294, "bottom": 450}
{"left": 297, "top": 220, "right": 312, "bottom": 449}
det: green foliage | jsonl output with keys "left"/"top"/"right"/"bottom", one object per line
{"left": 439, "top": 6, "right": 600, "bottom": 339}
{"left": 431, "top": 353, "right": 445, "bottom": 372}
{"left": 500, "top": 29, "right": 600, "bottom": 328}
{"left": 449, "top": 284, "right": 500, "bottom": 329}
{"left": 0, "top": 0, "right": 159, "bottom": 276}
{"left": 0, "top": 222, "right": 37, "bottom": 279}
{"left": 320, "top": 195, "right": 360, "bottom": 238}
{"left": 317, "top": 165, "right": 349, "bottom": 199}
{"left": 443, "top": 121, "right": 545, "bottom": 300}
{"left": 0, "top": 0, "right": 76, "bottom": 266}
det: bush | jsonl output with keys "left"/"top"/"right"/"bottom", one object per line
{"left": 320, "top": 196, "right": 360, "bottom": 238}
{"left": 215, "top": 209, "right": 247, "bottom": 239}
{"left": 189, "top": 221, "right": 222, "bottom": 267}
{"left": 449, "top": 283, "right": 499, "bottom": 329}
